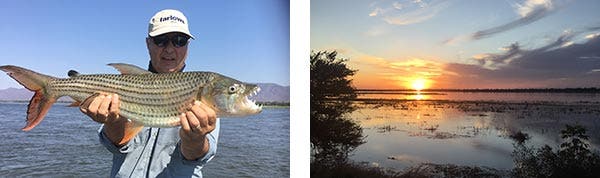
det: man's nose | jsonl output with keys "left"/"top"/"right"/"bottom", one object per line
{"left": 163, "top": 41, "right": 176, "bottom": 53}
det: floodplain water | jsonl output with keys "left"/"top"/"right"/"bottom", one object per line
{"left": 349, "top": 91, "right": 600, "bottom": 171}
{"left": 0, "top": 102, "right": 289, "bottom": 177}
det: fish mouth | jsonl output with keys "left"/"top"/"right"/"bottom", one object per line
{"left": 242, "top": 86, "right": 262, "bottom": 113}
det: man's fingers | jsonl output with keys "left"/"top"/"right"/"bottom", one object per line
{"left": 186, "top": 111, "right": 203, "bottom": 133}
{"left": 180, "top": 113, "right": 191, "bottom": 132}
{"left": 97, "top": 94, "right": 112, "bottom": 117}
{"left": 190, "top": 102, "right": 208, "bottom": 129}
{"left": 197, "top": 101, "right": 216, "bottom": 127}
{"left": 107, "top": 94, "right": 120, "bottom": 123}
{"left": 80, "top": 93, "right": 99, "bottom": 113}
{"left": 87, "top": 95, "right": 104, "bottom": 115}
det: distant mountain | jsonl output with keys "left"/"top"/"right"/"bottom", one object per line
{"left": 0, "top": 87, "right": 33, "bottom": 101}
{"left": 0, "top": 83, "right": 290, "bottom": 103}
{"left": 254, "top": 83, "right": 290, "bottom": 102}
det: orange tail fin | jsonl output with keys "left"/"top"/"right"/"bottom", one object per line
{"left": 0, "top": 65, "right": 58, "bottom": 131}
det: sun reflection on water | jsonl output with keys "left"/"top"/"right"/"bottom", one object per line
{"left": 410, "top": 91, "right": 427, "bottom": 100}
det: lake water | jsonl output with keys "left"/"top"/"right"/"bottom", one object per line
{"left": 357, "top": 90, "right": 600, "bottom": 102}
{"left": 0, "top": 102, "right": 289, "bottom": 177}
{"left": 349, "top": 92, "right": 600, "bottom": 172}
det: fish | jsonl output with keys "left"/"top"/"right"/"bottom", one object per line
{"left": 0, "top": 63, "right": 262, "bottom": 131}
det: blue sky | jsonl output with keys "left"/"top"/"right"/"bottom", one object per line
{"left": 312, "top": 0, "right": 600, "bottom": 89}
{"left": 0, "top": 1, "right": 289, "bottom": 89}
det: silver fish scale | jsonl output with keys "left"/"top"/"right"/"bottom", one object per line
{"left": 47, "top": 72, "right": 217, "bottom": 127}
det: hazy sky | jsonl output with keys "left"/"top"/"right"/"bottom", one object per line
{"left": 0, "top": 1, "right": 289, "bottom": 89}
{"left": 312, "top": 0, "right": 600, "bottom": 89}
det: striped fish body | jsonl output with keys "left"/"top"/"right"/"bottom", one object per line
{"left": 49, "top": 72, "right": 216, "bottom": 127}
{"left": 0, "top": 64, "right": 262, "bottom": 131}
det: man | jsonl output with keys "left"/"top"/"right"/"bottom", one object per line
{"left": 79, "top": 9, "right": 219, "bottom": 177}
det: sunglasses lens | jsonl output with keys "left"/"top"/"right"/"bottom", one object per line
{"left": 152, "top": 35, "right": 169, "bottom": 47}
{"left": 152, "top": 34, "right": 189, "bottom": 47}
{"left": 173, "top": 36, "right": 189, "bottom": 47}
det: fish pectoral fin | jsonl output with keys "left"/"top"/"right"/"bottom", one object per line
{"left": 117, "top": 120, "right": 144, "bottom": 146}
{"left": 107, "top": 63, "right": 152, "bottom": 75}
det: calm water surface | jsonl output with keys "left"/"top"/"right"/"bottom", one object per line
{"left": 0, "top": 102, "right": 289, "bottom": 177}
{"left": 359, "top": 91, "right": 600, "bottom": 102}
{"left": 350, "top": 92, "right": 600, "bottom": 171}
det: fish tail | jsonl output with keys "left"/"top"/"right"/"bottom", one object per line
{"left": 0, "top": 65, "right": 58, "bottom": 131}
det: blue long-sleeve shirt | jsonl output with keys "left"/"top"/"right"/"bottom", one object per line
{"left": 98, "top": 119, "right": 220, "bottom": 177}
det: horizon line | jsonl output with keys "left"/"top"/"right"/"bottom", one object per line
{"left": 356, "top": 87, "right": 600, "bottom": 91}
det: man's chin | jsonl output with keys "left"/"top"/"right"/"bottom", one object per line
{"left": 158, "top": 61, "right": 181, "bottom": 72}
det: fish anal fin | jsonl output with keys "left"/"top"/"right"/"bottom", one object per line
{"left": 23, "top": 90, "right": 57, "bottom": 131}
{"left": 107, "top": 63, "right": 152, "bottom": 75}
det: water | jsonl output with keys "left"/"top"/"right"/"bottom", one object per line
{"left": 358, "top": 91, "right": 600, "bottom": 102}
{"left": 348, "top": 92, "right": 600, "bottom": 172}
{"left": 0, "top": 102, "right": 289, "bottom": 177}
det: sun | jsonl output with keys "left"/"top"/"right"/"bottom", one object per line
{"left": 411, "top": 78, "right": 427, "bottom": 91}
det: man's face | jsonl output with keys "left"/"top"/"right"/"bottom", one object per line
{"left": 147, "top": 32, "right": 190, "bottom": 73}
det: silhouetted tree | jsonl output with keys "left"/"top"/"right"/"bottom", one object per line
{"left": 310, "top": 50, "right": 357, "bottom": 117}
{"left": 512, "top": 124, "right": 600, "bottom": 178}
{"left": 310, "top": 50, "right": 364, "bottom": 166}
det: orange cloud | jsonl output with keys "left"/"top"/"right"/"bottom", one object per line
{"left": 347, "top": 54, "right": 446, "bottom": 89}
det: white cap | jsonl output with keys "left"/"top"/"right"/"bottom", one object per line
{"left": 148, "top": 9, "right": 194, "bottom": 39}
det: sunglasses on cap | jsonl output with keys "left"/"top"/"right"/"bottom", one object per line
{"left": 151, "top": 34, "right": 190, "bottom": 48}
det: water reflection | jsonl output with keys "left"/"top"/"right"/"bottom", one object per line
{"left": 311, "top": 99, "right": 366, "bottom": 165}
{"left": 411, "top": 91, "right": 426, "bottom": 100}
{"left": 348, "top": 100, "right": 600, "bottom": 171}
{"left": 357, "top": 91, "right": 600, "bottom": 102}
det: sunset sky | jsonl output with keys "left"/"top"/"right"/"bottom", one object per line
{"left": 312, "top": 0, "right": 600, "bottom": 89}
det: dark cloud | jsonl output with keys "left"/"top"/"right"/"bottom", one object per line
{"left": 471, "top": 6, "right": 553, "bottom": 40}
{"left": 443, "top": 33, "right": 600, "bottom": 88}
{"left": 586, "top": 25, "right": 600, "bottom": 31}
{"left": 441, "top": 1, "right": 562, "bottom": 44}
{"left": 476, "top": 42, "right": 522, "bottom": 68}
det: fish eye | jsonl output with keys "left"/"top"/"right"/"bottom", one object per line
{"left": 228, "top": 85, "right": 237, "bottom": 93}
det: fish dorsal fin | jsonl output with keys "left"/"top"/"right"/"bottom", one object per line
{"left": 107, "top": 63, "right": 152, "bottom": 75}
{"left": 68, "top": 70, "right": 79, "bottom": 77}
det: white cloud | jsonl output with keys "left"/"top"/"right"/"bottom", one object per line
{"left": 585, "top": 33, "right": 600, "bottom": 39}
{"left": 385, "top": 0, "right": 448, "bottom": 25}
{"left": 393, "top": 2, "right": 403, "bottom": 10}
{"left": 515, "top": 0, "right": 553, "bottom": 17}
{"left": 412, "top": 0, "right": 426, "bottom": 8}
{"left": 368, "top": 0, "right": 449, "bottom": 26}
{"left": 560, "top": 41, "right": 574, "bottom": 48}
{"left": 369, "top": 7, "right": 384, "bottom": 17}
{"left": 383, "top": 11, "right": 436, "bottom": 25}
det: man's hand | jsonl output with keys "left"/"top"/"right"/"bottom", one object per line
{"left": 80, "top": 93, "right": 121, "bottom": 124}
{"left": 80, "top": 93, "right": 139, "bottom": 146}
{"left": 179, "top": 101, "right": 217, "bottom": 160}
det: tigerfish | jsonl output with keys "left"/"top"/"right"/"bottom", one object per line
{"left": 0, "top": 63, "right": 262, "bottom": 131}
